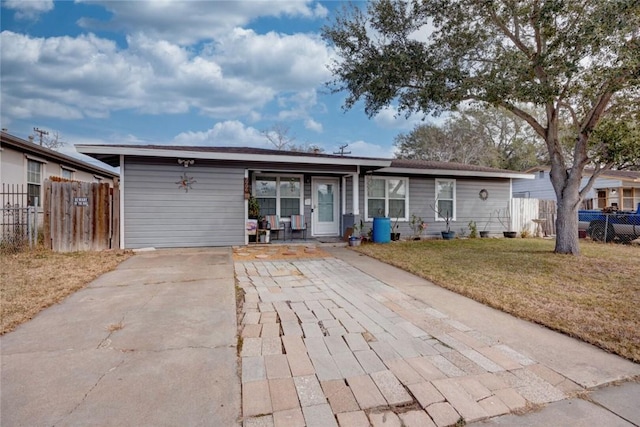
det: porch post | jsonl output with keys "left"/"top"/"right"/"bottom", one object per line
{"left": 352, "top": 170, "right": 359, "bottom": 215}
{"left": 341, "top": 176, "right": 346, "bottom": 215}
{"left": 245, "top": 169, "right": 249, "bottom": 245}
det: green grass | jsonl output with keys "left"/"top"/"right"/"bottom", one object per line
{"left": 355, "top": 238, "right": 640, "bottom": 363}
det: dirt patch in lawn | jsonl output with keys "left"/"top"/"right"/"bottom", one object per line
{"left": 1, "top": 248, "right": 133, "bottom": 335}
{"left": 355, "top": 238, "right": 640, "bottom": 363}
{"left": 233, "top": 244, "right": 332, "bottom": 261}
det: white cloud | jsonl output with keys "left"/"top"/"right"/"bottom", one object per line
{"left": 172, "top": 121, "right": 266, "bottom": 147}
{"left": 373, "top": 106, "right": 426, "bottom": 130}
{"left": 0, "top": 30, "right": 331, "bottom": 124}
{"left": 304, "top": 118, "right": 323, "bottom": 133}
{"left": 3, "top": 0, "right": 53, "bottom": 20}
{"left": 76, "top": 0, "right": 328, "bottom": 45}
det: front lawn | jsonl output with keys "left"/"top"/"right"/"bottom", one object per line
{"left": 355, "top": 238, "right": 640, "bottom": 363}
{"left": 1, "top": 248, "right": 133, "bottom": 334}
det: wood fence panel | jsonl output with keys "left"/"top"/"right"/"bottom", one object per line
{"left": 538, "top": 199, "right": 557, "bottom": 236}
{"left": 511, "top": 198, "right": 539, "bottom": 235}
{"left": 44, "top": 180, "right": 114, "bottom": 252}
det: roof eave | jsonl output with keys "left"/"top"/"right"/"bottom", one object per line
{"left": 75, "top": 145, "right": 392, "bottom": 168}
{"left": 2, "top": 133, "right": 119, "bottom": 178}
{"left": 377, "top": 167, "right": 535, "bottom": 179}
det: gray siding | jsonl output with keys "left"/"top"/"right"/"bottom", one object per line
{"left": 359, "top": 175, "right": 512, "bottom": 237}
{"left": 124, "top": 158, "right": 245, "bottom": 248}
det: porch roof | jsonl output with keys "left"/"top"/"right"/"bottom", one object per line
{"left": 381, "top": 159, "right": 535, "bottom": 179}
{"left": 75, "top": 144, "right": 391, "bottom": 169}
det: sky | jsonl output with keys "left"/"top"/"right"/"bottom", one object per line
{"left": 0, "top": 0, "right": 429, "bottom": 167}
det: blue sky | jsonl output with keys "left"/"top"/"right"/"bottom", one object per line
{"left": 1, "top": 0, "right": 428, "bottom": 165}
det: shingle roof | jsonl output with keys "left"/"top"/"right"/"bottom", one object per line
{"left": 390, "top": 158, "right": 525, "bottom": 175}
{"left": 1, "top": 131, "right": 118, "bottom": 177}
{"left": 81, "top": 144, "right": 389, "bottom": 162}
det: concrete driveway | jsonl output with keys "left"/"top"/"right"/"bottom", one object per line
{"left": 1, "top": 248, "right": 240, "bottom": 427}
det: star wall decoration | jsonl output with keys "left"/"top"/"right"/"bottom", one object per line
{"left": 176, "top": 172, "right": 196, "bottom": 192}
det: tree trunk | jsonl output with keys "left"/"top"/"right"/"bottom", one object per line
{"left": 554, "top": 197, "right": 580, "bottom": 255}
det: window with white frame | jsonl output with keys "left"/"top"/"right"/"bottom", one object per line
{"left": 365, "top": 176, "right": 408, "bottom": 220}
{"left": 61, "top": 167, "right": 74, "bottom": 180}
{"left": 254, "top": 175, "right": 302, "bottom": 218}
{"left": 27, "top": 159, "right": 42, "bottom": 206}
{"left": 435, "top": 179, "right": 456, "bottom": 221}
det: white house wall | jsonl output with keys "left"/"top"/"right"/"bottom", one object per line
{"left": 123, "top": 158, "right": 245, "bottom": 248}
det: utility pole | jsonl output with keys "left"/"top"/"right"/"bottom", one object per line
{"left": 33, "top": 127, "right": 49, "bottom": 146}
{"left": 333, "top": 144, "right": 351, "bottom": 156}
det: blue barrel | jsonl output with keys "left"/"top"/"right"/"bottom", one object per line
{"left": 372, "top": 217, "right": 391, "bottom": 243}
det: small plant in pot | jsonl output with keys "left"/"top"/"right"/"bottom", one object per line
{"left": 496, "top": 206, "right": 517, "bottom": 238}
{"left": 431, "top": 204, "right": 455, "bottom": 240}
{"left": 349, "top": 222, "right": 362, "bottom": 246}
{"left": 480, "top": 212, "right": 493, "bottom": 237}
{"left": 391, "top": 209, "right": 402, "bottom": 241}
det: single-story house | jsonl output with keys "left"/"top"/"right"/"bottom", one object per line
{"left": 1, "top": 131, "right": 118, "bottom": 216}
{"left": 75, "top": 144, "right": 534, "bottom": 249}
{"left": 512, "top": 166, "right": 640, "bottom": 211}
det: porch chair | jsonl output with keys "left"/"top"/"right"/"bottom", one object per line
{"left": 289, "top": 214, "right": 307, "bottom": 240}
{"left": 264, "top": 214, "right": 284, "bottom": 240}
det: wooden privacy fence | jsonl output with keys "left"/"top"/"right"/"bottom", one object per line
{"left": 510, "top": 198, "right": 557, "bottom": 236}
{"left": 43, "top": 180, "right": 120, "bottom": 252}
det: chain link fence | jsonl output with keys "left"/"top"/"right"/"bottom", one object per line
{"left": 582, "top": 214, "right": 640, "bottom": 243}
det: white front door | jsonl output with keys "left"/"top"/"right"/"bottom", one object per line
{"left": 312, "top": 178, "right": 340, "bottom": 236}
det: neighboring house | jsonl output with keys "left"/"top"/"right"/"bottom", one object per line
{"left": 76, "top": 144, "right": 534, "bottom": 249}
{"left": 1, "top": 131, "right": 118, "bottom": 214}
{"left": 513, "top": 166, "right": 640, "bottom": 210}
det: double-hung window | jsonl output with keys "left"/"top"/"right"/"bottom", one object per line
{"left": 435, "top": 179, "right": 456, "bottom": 221}
{"left": 61, "top": 167, "right": 74, "bottom": 180}
{"left": 254, "top": 175, "right": 302, "bottom": 218}
{"left": 27, "top": 159, "right": 43, "bottom": 207}
{"left": 365, "top": 176, "right": 408, "bottom": 220}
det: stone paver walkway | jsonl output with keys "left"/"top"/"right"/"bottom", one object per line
{"left": 235, "top": 257, "right": 580, "bottom": 427}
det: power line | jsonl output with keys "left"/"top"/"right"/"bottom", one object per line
{"left": 333, "top": 144, "right": 351, "bottom": 156}
{"left": 33, "top": 127, "right": 49, "bottom": 146}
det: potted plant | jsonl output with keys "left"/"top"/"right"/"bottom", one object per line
{"left": 497, "top": 206, "right": 517, "bottom": 238}
{"left": 480, "top": 212, "right": 492, "bottom": 238}
{"left": 431, "top": 204, "right": 455, "bottom": 239}
{"left": 248, "top": 196, "right": 260, "bottom": 219}
{"left": 349, "top": 221, "right": 362, "bottom": 246}
{"left": 391, "top": 209, "right": 402, "bottom": 241}
{"left": 410, "top": 213, "right": 427, "bottom": 240}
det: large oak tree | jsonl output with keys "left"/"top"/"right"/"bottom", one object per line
{"left": 323, "top": 0, "right": 639, "bottom": 255}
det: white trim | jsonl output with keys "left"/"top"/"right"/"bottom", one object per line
{"left": 435, "top": 178, "right": 456, "bottom": 222}
{"left": 364, "top": 175, "right": 409, "bottom": 222}
{"left": 245, "top": 169, "right": 249, "bottom": 245}
{"left": 378, "top": 167, "right": 534, "bottom": 179}
{"left": 341, "top": 176, "right": 346, "bottom": 216}
{"left": 311, "top": 177, "right": 340, "bottom": 236}
{"left": 352, "top": 169, "right": 359, "bottom": 216}
{"left": 24, "top": 154, "right": 48, "bottom": 164}
{"left": 119, "top": 155, "right": 125, "bottom": 249}
{"left": 76, "top": 145, "right": 391, "bottom": 167}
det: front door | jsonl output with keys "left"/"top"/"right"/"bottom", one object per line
{"left": 312, "top": 178, "right": 340, "bottom": 236}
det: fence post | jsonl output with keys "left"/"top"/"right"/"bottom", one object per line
{"left": 605, "top": 214, "right": 609, "bottom": 242}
